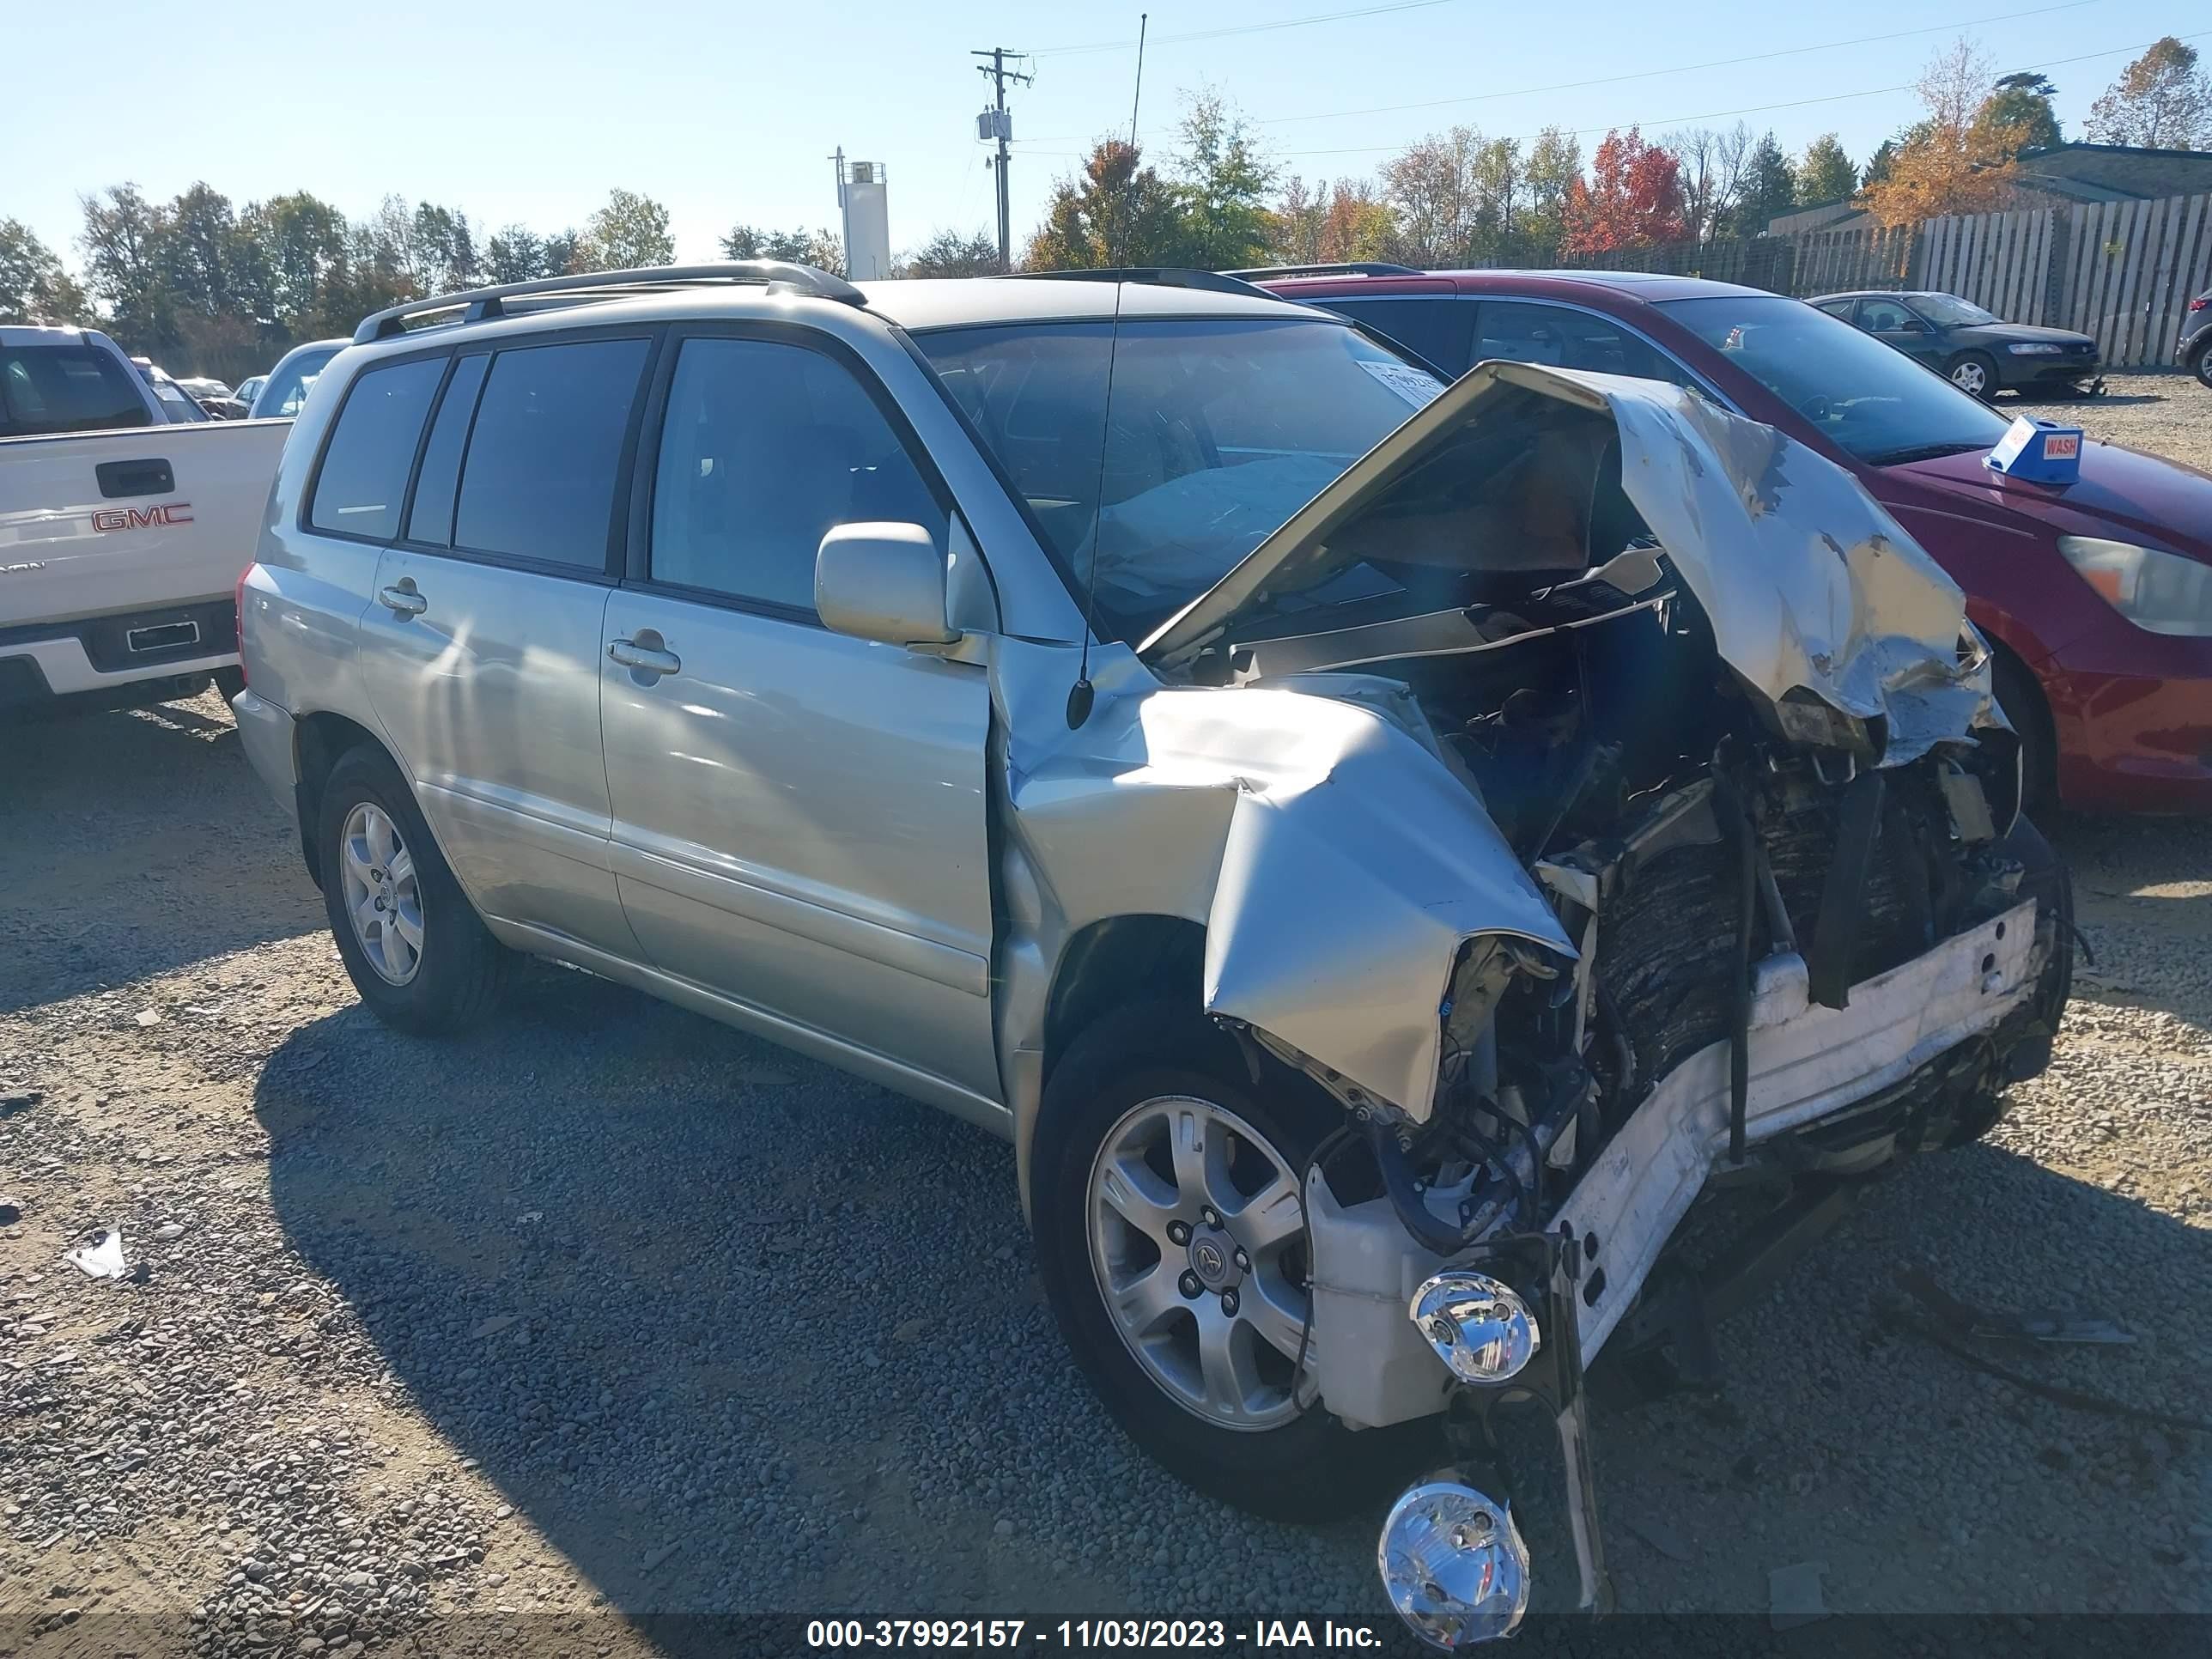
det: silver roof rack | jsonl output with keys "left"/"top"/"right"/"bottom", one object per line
{"left": 352, "top": 261, "right": 865, "bottom": 344}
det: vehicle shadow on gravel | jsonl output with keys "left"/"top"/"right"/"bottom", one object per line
{"left": 2047, "top": 813, "right": 2212, "bottom": 1033}
{"left": 0, "top": 694, "right": 323, "bottom": 1015}
{"left": 250, "top": 968, "right": 1393, "bottom": 1639}
{"left": 252, "top": 955, "right": 2212, "bottom": 1629}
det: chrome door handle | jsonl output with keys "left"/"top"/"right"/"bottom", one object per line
{"left": 377, "top": 585, "right": 427, "bottom": 617}
{"left": 608, "top": 637, "right": 681, "bottom": 677}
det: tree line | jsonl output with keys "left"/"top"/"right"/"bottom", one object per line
{"left": 0, "top": 185, "right": 1001, "bottom": 381}
{"left": 3, "top": 34, "right": 2203, "bottom": 374}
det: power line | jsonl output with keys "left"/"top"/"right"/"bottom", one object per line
{"left": 1255, "top": 0, "right": 2104, "bottom": 126}
{"left": 1272, "top": 30, "right": 2208, "bottom": 157}
{"left": 1030, "top": 0, "right": 1460, "bottom": 58}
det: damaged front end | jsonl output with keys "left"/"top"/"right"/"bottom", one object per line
{"left": 1121, "top": 364, "right": 2072, "bottom": 1644}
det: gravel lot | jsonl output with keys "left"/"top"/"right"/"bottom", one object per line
{"left": 4, "top": 376, "right": 2209, "bottom": 1655}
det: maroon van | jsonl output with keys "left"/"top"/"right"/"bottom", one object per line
{"left": 1251, "top": 266, "right": 2212, "bottom": 813}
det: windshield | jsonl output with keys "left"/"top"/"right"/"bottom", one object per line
{"left": 1660, "top": 295, "right": 2010, "bottom": 465}
{"left": 916, "top": 315, "right": 1441, "bottom": 641}
{"left": 1910, "top": 292, "right": 1999, "bottom": 327}
{"left": 255, "top": 345, "right": 341, "bottom": 418}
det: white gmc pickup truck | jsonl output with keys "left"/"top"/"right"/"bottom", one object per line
{"left": 3, "top": 325, "right": 289, "bottom": 714}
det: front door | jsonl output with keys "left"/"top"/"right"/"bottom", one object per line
{"left": 1857, "top": 297, "right": 1944, "bottom": 369}
{"left": 599, "top": 329, "right": 1000, "bottom": 1100}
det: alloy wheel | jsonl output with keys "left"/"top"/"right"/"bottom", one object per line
{"left": 1950, "top": 359, "right": 1989, "bottom": 396}
{"left": 1087, "top": 1094, "right": 1312, "bottom": 1431}
{"left": 339, "top": 802, "right": 424, "bottom": 986}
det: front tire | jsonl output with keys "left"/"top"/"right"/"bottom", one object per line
{"left": 2193, "top": 346, "right": 2212, "bottom": 392}
{"left": 317, "top": 745, "right": 510, "bottom": 1035}
{"left": 1031, "top": 1000, "right": 1425, "bottom": 1521}
{"left": 1992, "top": 649, "right": 2056, "bottom": 810}
{"left": 1948, "top": 351, "right": 1998, "bottom": 401}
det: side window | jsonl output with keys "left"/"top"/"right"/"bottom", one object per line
{"left": 307, "top": 356, "right": 445, "bottom": 540}
{"left": 1474, "top": 301, "right": 1692, "bottom": 387}
{"left": 1323, "top": 297, "right": 1474, "bottom": 377}
{"left": 647, "top": 337, "right": 946, "bottom": 614}
{"left": 1815, "top": 299, "right": 1858, "bottom": 322}
{"left": 403, "top": 354, "right": 489, "bottom": 546}
{"left": 1859, "top": 298, "right": 1913, "bottom": 332}
{"left": 453, "top": 337, "right": 651, "bottom": 568}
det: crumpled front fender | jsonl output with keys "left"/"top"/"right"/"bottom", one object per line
{"left": 994, "top": 639, "right": 1574, "bottom": 1170}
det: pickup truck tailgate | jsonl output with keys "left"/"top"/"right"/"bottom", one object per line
{"left": 1, "top": 419, "right": 289, "bottom": 631}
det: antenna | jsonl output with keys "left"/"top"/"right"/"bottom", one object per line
{"left": 1129, "top": 14, "right": 1149, "bottom": 146}
{"left": 1066, "top": 281, "right": 1126, "bottom": 729}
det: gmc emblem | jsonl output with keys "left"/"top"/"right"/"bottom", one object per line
{"left": 93, "top": 501, "right": 193, "bottom": 532}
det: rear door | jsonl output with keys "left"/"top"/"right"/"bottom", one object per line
{"left": 343, "top": 331, "right": 658, "bottom": 957}
{"left": 599, "top": 325, "right": 1000, "bottom": 1099}
{"left": 1308, "top": 286, "right": 1474, "bottom": 376}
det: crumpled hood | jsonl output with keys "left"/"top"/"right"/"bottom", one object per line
{"left": 1141, "top": 361, "right": 1996, "bottom": 765}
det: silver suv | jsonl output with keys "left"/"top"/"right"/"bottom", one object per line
{"left": 234, "top": 263, "right": 2068, "bottom": 1645}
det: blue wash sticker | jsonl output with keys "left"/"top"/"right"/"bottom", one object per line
{"left": 1985, "top": 416, "right": 2083, "bottom": 484}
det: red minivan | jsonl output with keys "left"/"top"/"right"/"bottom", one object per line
{"left": 1253, "top": 266, "right": 2212, "bottom": 813}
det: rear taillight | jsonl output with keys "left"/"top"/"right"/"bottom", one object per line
{"left": 2192, "top": 296, "right": 2210, "bottom": 312}
{"left": 234, "top": 563, "right": 253, "bottom": 687}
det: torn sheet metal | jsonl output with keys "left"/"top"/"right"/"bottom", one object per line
{"left": 1141, "top": 360, "right": 1996, "bottom": 766}
{"left": 990, "top": 637, "right": 1575, "bottom": 1127}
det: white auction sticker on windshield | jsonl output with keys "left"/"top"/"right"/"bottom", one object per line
{"left": 1359, "top": 359, "right": 1445, "bottom": 408}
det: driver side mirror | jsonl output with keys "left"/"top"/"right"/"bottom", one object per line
{"left": 1898, "top": 318, "right": 1931, "bottom": 334}
{"left": 816, "top": 522, "right": 959, "bottom": 648}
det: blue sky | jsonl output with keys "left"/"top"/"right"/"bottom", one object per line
{"left": 7, "top": 0, "right": 2199, "bottom": 268}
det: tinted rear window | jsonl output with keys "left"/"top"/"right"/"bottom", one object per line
{"left": 308, "top": 356, "right": 444, "bottom": 540}
{"left": 453, "top": 338, "right": 650, "bottom": 569}
{"left": 1320, "top": 296, "right": 1475, "bottom": 377}
{"left": 0, "top": 344, "right": 151, "bottom": 436}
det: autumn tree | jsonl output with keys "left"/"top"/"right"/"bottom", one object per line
{"left": 899, "top": 228, "right": 1000, "bottom": 278}
{"left": 1561, "top": 129, "right": 1688, "bottom": 255}
{"left": 1978, "top": 72, "right": 2062, "bottom": 155}
{"left": 1793, "top": 135, "right": 1857, "bottom": 206}
{"left": 580, "top": 188, "right": 674, "bottom": 272}
{"left": 1317, "top": 180, "right": 1395, "bottom": 262}
{"left": 2085, "top": 38, "right": 2212, "bottom": 149}
{"left": 0, "top": 219, "right": 87, "bottom": 323}
{"left": 1861, "top": 39, "right": 2027, "bottom": 226}
{"left": 1023, "top": 140, "right": 1183, "bottom": 269}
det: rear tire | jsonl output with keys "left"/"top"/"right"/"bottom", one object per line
{"left": 1031, "top": 1000, "right": 1430, "bottom": 1522}
{"left": 2193, "top": 346, "right": 2212, "bottom": 392}
{"left": 211, "top": 667, "right": 246, "bottom": 702}
{"left": 317, "top": 745, "right": 510, "bottom": 1035}
{"left": 1948, "top": 351, "right": 1999, "bottom": 401}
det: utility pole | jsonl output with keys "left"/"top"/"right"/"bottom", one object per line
{"left": 973, "top": 46, "right": 1032, "bottom": 273}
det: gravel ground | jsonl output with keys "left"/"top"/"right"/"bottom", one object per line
{"left": 2014, "top": 371, "right": 2212, "bottom": 474}
{"left": 3, "top": 385, "right": 2209, "bottom": 1654}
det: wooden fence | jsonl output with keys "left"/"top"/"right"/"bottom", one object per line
{"left": 1534, "top": 193, "right": 2212, "bottom": 368}
{"left": 1765, "top": 193, "right": 2212, "bottom": 368}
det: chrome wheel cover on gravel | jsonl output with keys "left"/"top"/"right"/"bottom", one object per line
{"left": 1950, "top": 359, "right": 1989, "bottom": 395}
{"left": 339, "top": 803, "right": 423, "bottom": 986}
{"left": 1087, "top": 1095, "right": 1312, "bottom": 1432}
